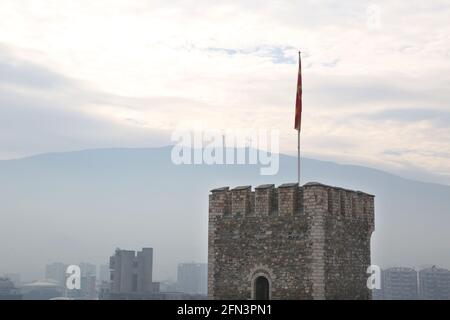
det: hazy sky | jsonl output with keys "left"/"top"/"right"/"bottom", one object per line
{"left": 1, "top": 0, "right": 450, "bottom": 184}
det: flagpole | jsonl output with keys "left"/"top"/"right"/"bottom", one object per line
{"left": 298, "top": 51, "right": 301, "bottom": 186}
{"left": 298, "top": 126, "right": 300, "bottom": 185}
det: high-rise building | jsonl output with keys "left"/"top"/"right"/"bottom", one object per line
{"left": 79, "top": 274, "right": 97, "bottom": 299}
{"left": 109, "top": 248, "right": 159, "bottom": 299}
{"left": 419, "top": 266, "right": 450, "bottom": 300}
{"left": 177, "top": 263, "right": 207, "bottom": 295}
{"left": 79, "top": 263, "right": 96, "bottom": 278}
{"left": 78, "top": 262, "right": 97, "bottom": 299}
{"left": 99, "top": 264, "right": 110, "bottom": 282}
{"left": 45, "top": 262, "right": 67, "bottom": 287}
{"left": 371, "top": 288, "right": 383, "bottom": 300}
{"left": 382, "top": 267, "right": 418, "bottom": 300}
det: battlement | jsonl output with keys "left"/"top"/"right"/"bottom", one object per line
{"left": 209, "top": 182, "right": 374, "bottom": 221}
{"left": 208, "top": 181, "right": 376, "bottom": 300}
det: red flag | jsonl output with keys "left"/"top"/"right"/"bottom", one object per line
{"left": 294, "top": 52, "right": 302, "bottom": 131}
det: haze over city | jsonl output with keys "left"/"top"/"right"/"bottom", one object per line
{"left": 1, "top": 0, "right": 450, "bottom": 302}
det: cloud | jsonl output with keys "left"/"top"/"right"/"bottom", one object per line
{"left": 0, "top": 46, "right": 176, "bottom": 158}
{"left": 0, "top": 0, "right": 449, "bottom": 184}
{"left": 206, "top": 45, "right": 296, "bottom": 64}
{"left": 0, "top": 85, "right": 173, "bottom": 159}
{"left": 364, "top": 108, "right": 450, "bottom": 127}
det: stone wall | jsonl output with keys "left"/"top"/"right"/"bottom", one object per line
{"left": 208, "top": 182, "right": 375, "bottom": 300}
{"left": 307, "top": 183, "right": 375, "bottom": 299}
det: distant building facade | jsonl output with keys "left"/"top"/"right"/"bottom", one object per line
{"left": 45, "top": 262, "right": 67, "bottom": 287}
{"left": 109, "top": 248, "right": 160, "bottom": 299}
{"left": 371, "top": 287, "right": 383, "bottom": 300}
{"left": 0, "top": 278, "right": 22, "bottom": 300}
{"left": 45, "top": 261, "right": 98, "bottom": 299}
{"left": 208, "top": 182, "right": 375, "bottom": 300}
{"left": 177, "top": 263, "right": 207, "bottom": 295}
{"left": 159, "top": 279, "right": 178, "bottom": 293}
{"left": 99, "top": 264, "right": 110, "bottom": 282}
{"left": 20, "top": 279, "right": 64, "bottom": 300}
{"left": 79, "top": 263, "right": 96, "bottom": 278}
{"left": 382, "top": 267, "right": 418, "bottom": 300}
{"left": 80, "top": 263, "right": 97, "bottom": 299}
{"left": 3, "top": 273, "right": 21, "bottom": 287}
{"left": 419, "top": 266, "right": 450, "bottom": 300}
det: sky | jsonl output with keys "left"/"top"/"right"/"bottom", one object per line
{"left": 1, "top": 0, "right": 450, "bottom": 184}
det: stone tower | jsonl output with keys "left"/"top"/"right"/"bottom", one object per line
{"left": 208, "top": 182, "right": 375, "bottom": 300}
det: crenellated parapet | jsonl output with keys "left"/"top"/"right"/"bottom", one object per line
{"left": 209, "top": 182, "right": 374, "bottom": 225}
{"left": 208, "top": 181, "right": 376, "bottom": 300}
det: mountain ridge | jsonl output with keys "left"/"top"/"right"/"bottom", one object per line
{"left": 1, "top": 146, "right": 449, "bottom": 281}
{"left": 3, "top": 145, "right": 448, "bottom": 189}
